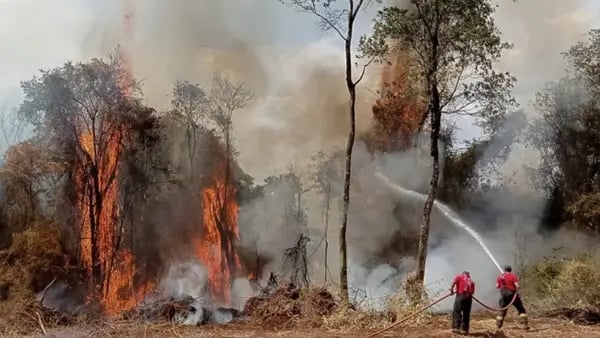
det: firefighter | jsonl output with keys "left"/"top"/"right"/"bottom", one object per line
{"left": 496, "top": 265, "right": 529, "bottom": 330}
{"left": 450, "top": 270, "right": 475, "bottom": 335}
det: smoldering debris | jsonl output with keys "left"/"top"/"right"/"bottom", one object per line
{"left": 243, "top": 282, "right": 336, "bottom": 329}
{"left": 128, "top": 295, "right": 244, "bottom": 325}
{"left": 36, "top": 281, "right": 86, "bottom": 316}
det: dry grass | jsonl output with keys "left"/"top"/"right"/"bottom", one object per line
{"left": 12, "top": 313, "right": 600, "bottom": 338}
{"left": 0, "top": 225, "right": 72, "bottom": 337}
{"left": 523, "top": 253, "right": 600, "bottom": 313}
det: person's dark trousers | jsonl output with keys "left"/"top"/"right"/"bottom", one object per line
{"left": 452, "top": 294, "right": 473, "bottom": 333}
{"left": 496, "top": 291, "right": 528, "bottom": 329}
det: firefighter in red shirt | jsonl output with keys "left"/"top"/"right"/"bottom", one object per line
{"left": 450, "top": 271, "right": 475, "bottom": 335}
{"left": 496, "top": 265, "right": 529, "bottom": 330}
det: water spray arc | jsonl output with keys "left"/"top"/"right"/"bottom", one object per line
{"left": 374, "top": 171, "right": 503, "bottom": 273}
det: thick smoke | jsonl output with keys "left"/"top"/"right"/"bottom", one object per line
{"left": 78, "top": 0, "right": 379, "bottom": 179}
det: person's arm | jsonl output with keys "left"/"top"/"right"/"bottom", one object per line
{"left": 496, "top": 275, "right": 503, "bottom": 289}
{"left": 450, "top": 276, "right": 457, "bottom": 294}
{"left": 514, "top": 275, "right": 520, "bottom": 289}
{"left": 472, "top": 282, "right": 475, "bottom": 295}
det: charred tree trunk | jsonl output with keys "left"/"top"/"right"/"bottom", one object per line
{"left": 415, "top": 16, "right": 441, "bottom": 298}
{"left": 219, "top": 125, "right": 237, "bottom": 279}
{"left": 339, "top": 2, "right": 356, "bottom": 304}
{"left": 90, "top": 165, "right": 104, "bottom": 294}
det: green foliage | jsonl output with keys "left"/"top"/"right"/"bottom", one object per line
{"left": 360, "top": 0, "right": 516, "bottom": 131}
{"left": 527, "top": 29, "right": 600, "bottom": 232}
{"left": 439, "top": 130, "right": 484, "bottom": 206}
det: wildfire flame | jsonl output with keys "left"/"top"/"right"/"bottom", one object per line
{"left": 75, "top": 0, "right": 154, "bottom": 316}
{"left": 76, "top": 125, "right": 152, "bottom": 315}
{"left": 370, "top": 49, "right": 425, "bottom": 151}
{"left": 195, "top": 161, "right": 241, "bottom": 305}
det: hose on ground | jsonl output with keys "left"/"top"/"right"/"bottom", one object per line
{"left": 363, "top": 291, "right": 519, "bottom": 337}
{"left": 363, "top": 292, "right": 453, "bottom": 338}
{"left": 473, "top": 292, "right": 518, "bottom": 312}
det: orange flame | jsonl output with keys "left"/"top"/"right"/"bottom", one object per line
{"left": 77, "top": 125, "right": 152, "bottom": 315}
{"left": 77, "top": 128, "right": 122, "bottom": 278}
{"left": 370, "top": 49, "right": 425, "bottom": 151}
{"left": 195, "top": 161, "right": 241, "bottom": 305}
{"left": 76, "top": 0, "right": 151, "bottom": 316}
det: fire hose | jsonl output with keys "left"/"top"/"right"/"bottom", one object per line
{"left": 473, "top": 292, "right": 518, "bottom": 311}
{"left": 363, "top": 292, "right": 453, "bottom": 338}
{"left": 362, "top": 292, "right": 519, "bottom": 337}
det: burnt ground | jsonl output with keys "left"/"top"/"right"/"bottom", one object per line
{"left": 14, "top": 312, "right": 600, "bottom": 338}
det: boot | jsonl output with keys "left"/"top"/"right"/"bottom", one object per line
{"left": 518, "top": 313, "right": 530, "bottom": 330}
{"left": 495, "top": 315, "right": 504, "bottom": 329}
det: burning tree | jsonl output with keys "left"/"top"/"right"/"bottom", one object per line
{"left": 364, "top": 50, "right": 425, "bottom": 153}
{"left": 18, "top": 53, "right": 160, "bottom": 315}
{"left": 191, "top": 74, "right": 253, "bottom": 305}
{"left": 361, "top": 0, "right": 516, "bottom": 295}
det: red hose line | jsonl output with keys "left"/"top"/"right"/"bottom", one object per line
{"left": 472, "top": 292, "right": 518, "bottom": 312}
{"left": 363, "top": 292, "right": 453, "bottom": 338}
{"left": 363, "top": 291, "right": 519, "bottom": 337}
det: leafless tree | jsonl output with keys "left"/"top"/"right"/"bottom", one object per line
{"left": 170, "top": 80, "right": 210, "bottom": 179}
{"left": 0, "top": 105, "right": 27, "bottom": 153}
{"left": 279, "top": 0, "right": 378, "bottom": 304}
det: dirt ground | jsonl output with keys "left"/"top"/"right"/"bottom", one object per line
{"left": 11, "top": 313, "right": 600, "bottom": 338}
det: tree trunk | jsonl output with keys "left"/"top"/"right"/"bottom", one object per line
{"left": 415, "top": 20, "right": 441, "bottom": 298}
{"left": 415, "top": 90, "right": 441, "bottom": 293}
{"left": 323, "top": 188, "right": 330, "bottom": 285}
{"left": 339, "top": 12, "right": 356, "bottom": 303}
{"left": 90, "top": 165, "right": 104, "bottom": 294}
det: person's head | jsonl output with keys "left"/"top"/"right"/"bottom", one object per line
{"left": 504, "top": 265, "right": 512, "bottom": 273}
{"left": 462, "top": 270, "right": 470, "bottom": 277}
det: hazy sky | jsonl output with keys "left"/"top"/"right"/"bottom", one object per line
{"left": 0, "top": 0, "right": 598, "bottom": 177}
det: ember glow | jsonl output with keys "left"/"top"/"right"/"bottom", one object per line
{"left": 195, "top": 161, "right": 242, "bottom": 305}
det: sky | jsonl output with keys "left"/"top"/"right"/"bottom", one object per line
{"left": 0, "top": 0, "right": 599, "bottom": 178}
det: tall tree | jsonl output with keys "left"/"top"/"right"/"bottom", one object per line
{"left": 360, "top": 0, "right": 515, "bottom": 291}
{"left": 208, "top": 73, "right": 253, "bottom": 241}
{"left": 279, "top": 0, "right": 376, "bottom": 303}
{"left": 170, "top": 80, "right": 210, "bottom": 180}
{"left": 18, "top": 53, "right": 158, "bottom": 301}
{"left": 528, "top": 29, "right": 600, "bottom": 233}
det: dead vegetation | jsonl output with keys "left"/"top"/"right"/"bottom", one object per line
{"left": 523, "top": 253, "right": 600, "bottom": 316}
{"left": 243, "top": 283, "right": 337, "bottom": 329}
{"left": 0, "top": 226, "right": 65, "bottom": 297}
{"left": 0, "top": 226, "right": 74, "bottom": 336}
